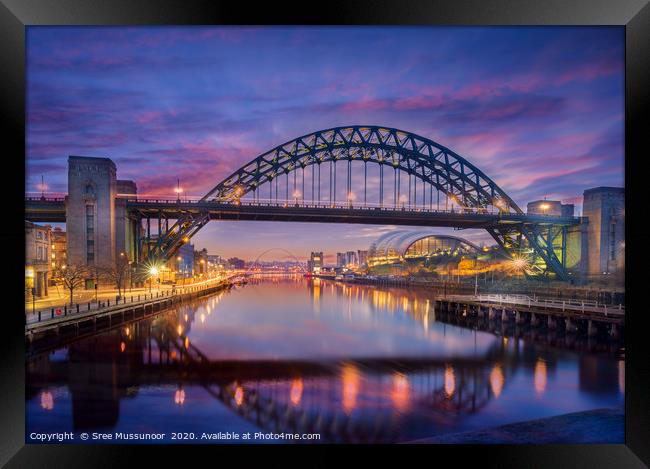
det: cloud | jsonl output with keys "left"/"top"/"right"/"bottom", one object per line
{"left": 25, "top": 26, "right": 624, "bottom": 258}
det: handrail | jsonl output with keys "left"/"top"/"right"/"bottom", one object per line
{"left": 25, "top": 276, "right": 233, "bottom": 327}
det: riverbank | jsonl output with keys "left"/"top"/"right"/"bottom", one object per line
{"left": 408, "top": 408, "right": 624, "bottom": 444}
{"left": 321, "top": 275, "right": 624, "bottom": 306}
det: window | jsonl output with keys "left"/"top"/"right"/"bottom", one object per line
{"left": 37, "top": 246, "right": 43, "bottom": 260}
{"left": 86, "top": 204, "right": 95, "bottom": 264}
{"left": 610, "top": 224, "right": 616, "bottom": 261}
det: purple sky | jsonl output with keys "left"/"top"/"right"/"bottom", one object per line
{"left": 26, "top": 26, "right": 624, "bottom": 262}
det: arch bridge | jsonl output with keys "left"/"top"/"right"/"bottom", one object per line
{"left": 25, "top": 126, "right": 581, "bottom": 280}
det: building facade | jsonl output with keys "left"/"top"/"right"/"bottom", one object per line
{"left": 50, "top": 226, "right": 67, "bottom": 281}
{"left": 527, "top": 199, "right": 575, "bottom": 217}
{"left": 582, "top": 187, "right": 625, "bottom": 279}
{"left": 67, "top": 156, "right": 117, "bottom": 270}
{"left": 175, "top": 243, "right": 194, "bottom": 278}
{"left": 115, "top": 179, "right": 138, "bottom": 262}
{"left": 308, "top": 252, "right": 323, "bottom": 274}
{"left": 26, "top": 221, "right": 51, "bottom": 298}
{"left": 194, "top": 248, "right": 208, "bottom": 276}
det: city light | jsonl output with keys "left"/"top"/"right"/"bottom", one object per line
{"left": 40, "top": 391, "right": 54, "bottom": 411}
{"left": 444, "top": 365, "right": 456, "bottom": 398}
{"left": 290, "top": 378, "right": 303, "bottom": 406}
{"left": 174, "top": 388, "right": 186, "bottom": 405}
{"left": 234, "top": 386, "right": 244, "bottom": 407}
{"left": 149, "top": 266, "right": 159, "bottom": 276}
{"left": 490, "top": 363, "right": 505, "bottom": 398}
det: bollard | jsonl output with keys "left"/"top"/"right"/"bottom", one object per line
{"left": 108, "top": 300, "right": 110, "bottom": 307}
{"left": 138, "top": 295, "right": 140, "bottom": 301}
{"left": 51, "top": 308, "right": 54, "bottom": 319}
{"left": 38, "top": 310, "right": 41, "bottom": 322}
{"left": 64, "top": 305, "right": 67, "bottom": 316}
{"left": 76, "top": 304, "right": 80, "bottom": 314}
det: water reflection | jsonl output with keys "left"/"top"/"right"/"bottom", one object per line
{"left": 26, "top": 276, "right": 624, "bottom": 443}
{"left": 290, "top": 378, "right": 303, "bottom": 406}
{"left": 391, "top": 373, "right": 410, "bottom": 413}
{"left": 444, "top": 365, "right": 455, "bottom": 398}
{"left": 489, "top": 364, "right": 504, "bottom": 398}
{"left": 534, "top": 359, "right": 548, "bottom": 396}
{"left": 40, "top": 391, "right": 53, "bottom": 411}
{"left": 341, "top": 363, "right": 360, "bottom": 415}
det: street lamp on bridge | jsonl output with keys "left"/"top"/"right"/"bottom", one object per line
{"left": 174, "top": 178, "right": 183, "bottom": 203}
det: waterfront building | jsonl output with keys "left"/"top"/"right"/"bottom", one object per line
{"left": 228, "top": 257, "right": 246, "bottom": 269}
{"left": 336, "top": 251, "right": 358, "bottom": 268}
{"left": 308, "top": 252, "right": 323, "bottom": 274}
{"left": 583, "top": 187, "right": 624, "bottom": 280}
{"left": 527, "top": 199, "right": 575, "bottom": 217}
{"left": 357, "top": 250, "right": 368, "bottom": 267}
{"left": 195, "top": 248, "right": 208, "bottom": 275}
{"left": 50, "top": 226, "right": 67, "bottom": 282}
{"left": 367, "top": 230, "right": 484, "bottom": 275}
{"left": 175, "top": 243, "right": 194, "bottom": 278}
{"left": 25, "top": 221, "right": 51, "bottom": 298}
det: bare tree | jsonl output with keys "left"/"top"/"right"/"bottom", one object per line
{"left": 60, "top": 264, "right": 88, "bottom": 306}
{"left": 102, "top": 254, "right": 131, "bottom": 299}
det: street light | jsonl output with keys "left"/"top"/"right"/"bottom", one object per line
{"left": 540, "top": 202, "right": 550, "bottom": 215}
{"left": 174, "top": 179, "right": 183, "bottom": 203}
{"left": 346, "top": 191, "right": 357, "bottom": 208}
{"left": 149, "top": 265, "right": 159, "bottom": 293}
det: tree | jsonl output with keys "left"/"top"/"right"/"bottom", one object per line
{"left": 101, "top": 253, "right": 131, "bottom": 299}
{"left": 60, "top": 264, "right": 88, "bottom": 306}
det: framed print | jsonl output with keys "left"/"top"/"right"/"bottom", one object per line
{"left": 1, "top": 0, "right": 648, "bottom": 466}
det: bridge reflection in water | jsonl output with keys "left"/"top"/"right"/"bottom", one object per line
{"left": 26, "top": 277, "right": 624, "bottom": 443}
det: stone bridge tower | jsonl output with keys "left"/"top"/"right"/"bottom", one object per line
{"left": 67, "top": 156, "right": 138, "bottom": 285}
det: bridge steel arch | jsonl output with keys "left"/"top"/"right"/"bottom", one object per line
{"left": 148, "top": 126, "right": 570, "bottom": 280}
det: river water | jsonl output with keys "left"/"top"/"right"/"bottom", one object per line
{"left": 26, "top": 276, "right": 624, "bottom": 444}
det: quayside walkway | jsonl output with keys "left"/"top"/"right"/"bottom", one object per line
{"left": 25, "top": 276, "right": 236, "bottom": 343}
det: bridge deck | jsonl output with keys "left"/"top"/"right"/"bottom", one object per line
{"left": 26, "top": 197, "right": 582, "bottom": 227}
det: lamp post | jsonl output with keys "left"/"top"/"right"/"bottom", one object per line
{"left": 540, "top": 202, "right": 550, "bottom": 216}
{"left": 175, "top": 179, "right": 182, "bottom": 203}
{"left": 149, "top": 266, "right": 159, "bottom": 293}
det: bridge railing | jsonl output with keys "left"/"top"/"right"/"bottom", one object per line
{"left": 26, "top": 193, "right": 582, "bottom": 222}
{"left": 125, "top": 197, "right": 517, "bottom": 216}
{"left": 465, "top": 293, "right": 625, "bottom": 315}
{"left": 25, "top": 276, "right": 234, "bottom": 327}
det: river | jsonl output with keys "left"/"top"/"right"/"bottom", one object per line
{"left": 26, "top": 275, "right": 624, "bottom": 444}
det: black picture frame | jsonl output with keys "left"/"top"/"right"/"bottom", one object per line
{"left": 1, "top": 0, "right": 648, "bottom": 466}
